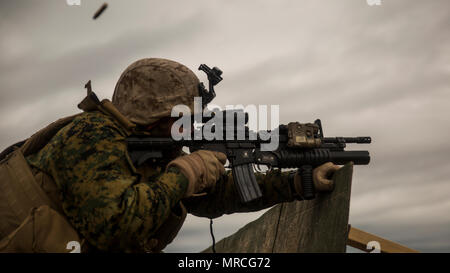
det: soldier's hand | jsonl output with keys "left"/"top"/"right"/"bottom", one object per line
{"left": 312, "top": 162, "right": 341, "bottom": 191}
{"left": 293, "top": 162, "right": 341, "bottom": 198}
{"left": 167, "top": 150, "right": 227, "bottom": 197}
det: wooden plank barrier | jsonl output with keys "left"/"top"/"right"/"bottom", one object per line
{"left": 203, "top": 163, "right": 354, "bottom": 253}
{"left": 202, "top": 163, "right": 419, "bottom": 253}
{"left": 347, "top": 226, "right": 419, "bottom": 253}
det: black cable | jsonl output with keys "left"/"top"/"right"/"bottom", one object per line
{"left": 209, "top": 218, "right": 216, "bottom": 253}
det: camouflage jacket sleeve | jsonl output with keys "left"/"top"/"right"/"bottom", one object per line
{"left": 182, "top": 169, "right": 298, "bottom": 219}
{"left": 26, "top": 111, "right": 188, "bottom": 251}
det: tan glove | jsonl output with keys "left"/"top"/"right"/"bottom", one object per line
{"left": 167, "top": 150, "right": 227, "bottom": 197}
{"left": 293, "top": 162, "right": 341, "bottom": 197}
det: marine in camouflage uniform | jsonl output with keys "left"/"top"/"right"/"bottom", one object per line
{"left": 25, "top": 110, "right": 296, "bottom": 252}
{"left": 5, "top": 58, "right": 339, "bottom": 252}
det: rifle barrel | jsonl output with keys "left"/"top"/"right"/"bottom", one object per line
{"left": 323, "top": 136, "right": 371, "bottom": 144}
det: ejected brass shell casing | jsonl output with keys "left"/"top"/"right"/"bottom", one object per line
{"left": 93, "top": 3, "right": 108, "bottom": 20}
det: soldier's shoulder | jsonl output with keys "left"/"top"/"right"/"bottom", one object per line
{"left": 61, "top": 111, "right": 128, "bottom": 144}
{"left": 72, "top": 111, "right": 126, "bottom": 133}
{"left": 73, "top": 111, "right": 119, "bottom": 126}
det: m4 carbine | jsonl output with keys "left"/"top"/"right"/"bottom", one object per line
{"left": 126, "top": 117, "right": 371, "bottom": 203}
{"left": 126, "top": 64, "right": 371, "bottom": 203}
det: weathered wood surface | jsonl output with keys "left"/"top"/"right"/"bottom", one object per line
{"left": 348, "top": 226, "right": 419, "bottom": 253}
{"left": 203, "top": 163, "right": 353, "bottom": 253}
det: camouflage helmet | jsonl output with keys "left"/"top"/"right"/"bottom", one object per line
{"left": 112, "top": 58, "right": 200, "bottom": 125}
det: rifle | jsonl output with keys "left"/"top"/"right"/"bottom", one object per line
{"left": 126, "top": 65, "right": 371, "bottom": 203}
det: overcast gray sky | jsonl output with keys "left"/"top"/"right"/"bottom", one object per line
{"left": 1, "top": 0, "right": 449, "bottom": 252}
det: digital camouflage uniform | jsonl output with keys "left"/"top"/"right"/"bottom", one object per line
{"left": 26, "top": 110, "right": 296, "bottom": 252}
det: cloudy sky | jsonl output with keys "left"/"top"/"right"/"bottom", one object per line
{"left": 1, "top": 0, "right": 449, "bottom": 252}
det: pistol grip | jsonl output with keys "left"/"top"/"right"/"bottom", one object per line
{"left": 300, "top": 165, "right": 315, "bottom": 200}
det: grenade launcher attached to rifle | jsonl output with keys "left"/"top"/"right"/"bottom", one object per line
{"left": 126, "top": 64, "right": 372, "bottom": 203}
